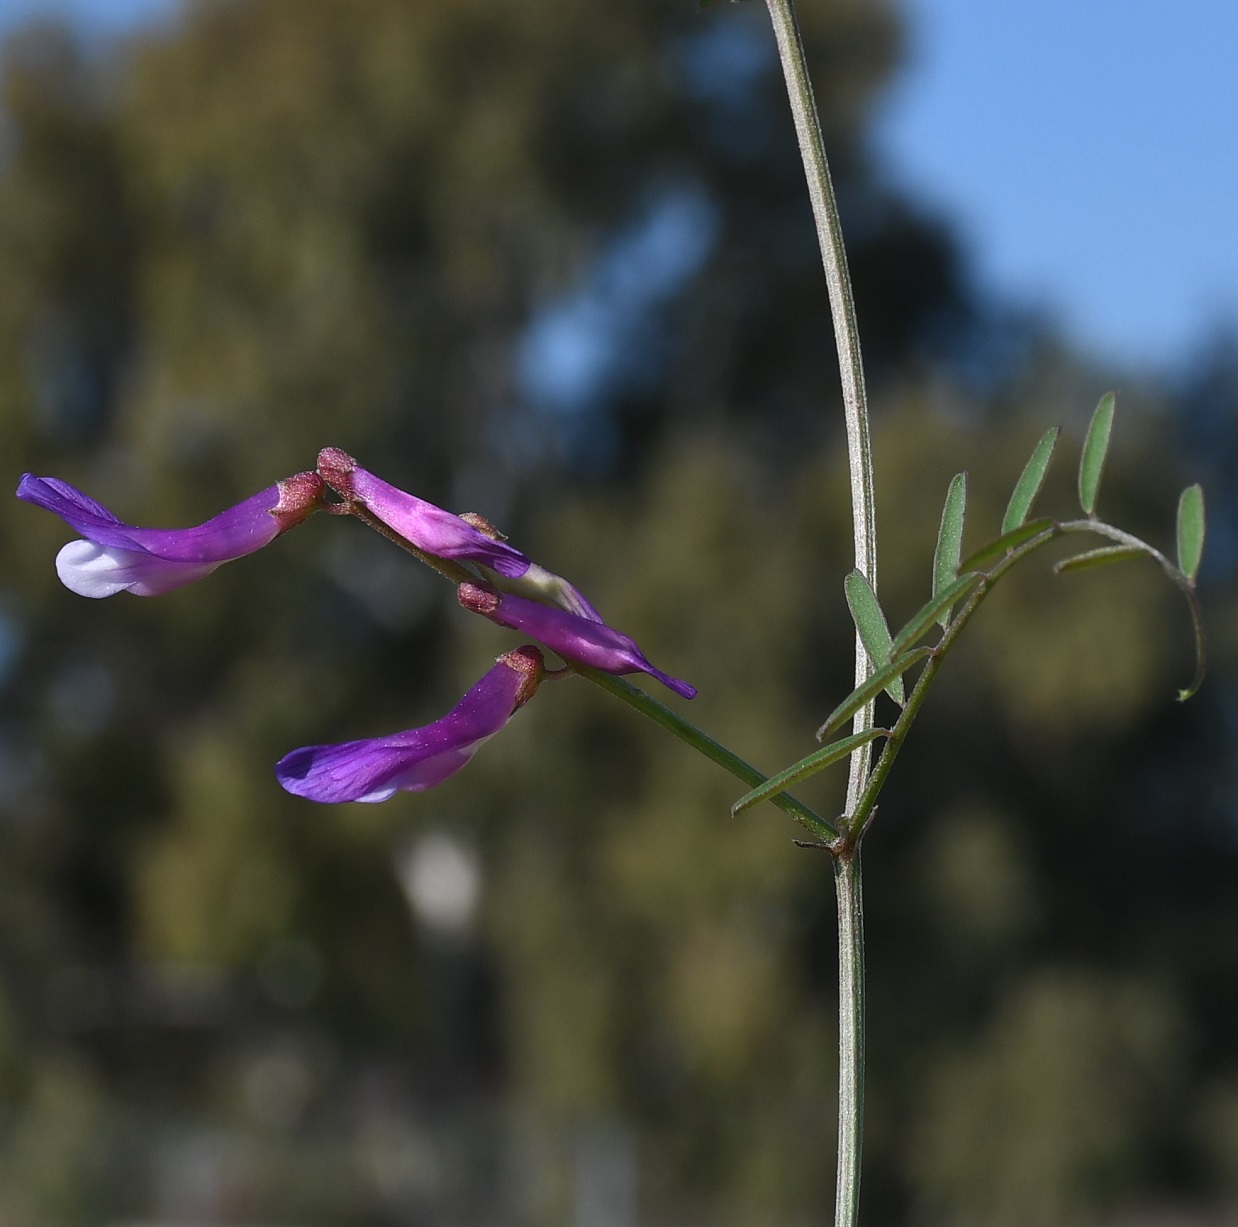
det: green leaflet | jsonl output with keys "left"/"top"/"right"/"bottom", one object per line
{"left": 890, "top": 573, "right": 982, "bottom": 656}
{"left": 731, "top": 729, "right": 888, "bottom": 817}
{"left": 1078, "top": 391, "right": 1116, "bottom": 515}
{"left": 958, "top": 518, "right": 1055, "bottom": 573}
{"left": 1003, "top": 426, "right": 1059, "bottom": 533}
{"left": 1054, "top": 545, "right": 1147, "bottom": 574}
{"left": 816, "top": 648, "right": 934, "bottom": 742}
{"left": 1176, "top": 483, "right": 1205, "bottom": 582}
{"left": 932, "top": 473, "right": 967, "bottom": 627}
{"left": 843, "top": 569, "right": 903, "bottom": 704}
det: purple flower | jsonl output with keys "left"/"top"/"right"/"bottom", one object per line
{"left": 458, "top": 582, "right": 696, "bottom": 700}
{"left": 16, "top": 471, "right": 324, "bottom": 597}
{"left": 275, "top": 646, "right": 545, "bottom": 803}
{"left": 317, "top": 447, "right": 531, "bottom": 578}
{"left": 316, "top": 448, "right": 603, "bottom": 622}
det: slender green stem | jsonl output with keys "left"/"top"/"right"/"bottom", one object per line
{"left": 763, "top": 0, "right": 878, "bottom": 815}
{"left": 762, "top": 6, "right": 876, "bottom": 1222}
{"left": 832, "top": 850, "right": 865, "bottom": 1227}
{"left": 817, "top": 535, "right": 1049, "bottom": 1227}
{"left": 576, "top": 667, "right": 839, "bottom": 841}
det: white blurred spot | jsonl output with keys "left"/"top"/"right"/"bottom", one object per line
{"left": 396, "top": 833, "right": 481, "bottom": 935}
{"left": 574, "top": 1120, "right": 637, "bottom": 1227}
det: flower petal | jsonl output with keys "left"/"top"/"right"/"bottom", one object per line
{"left": 458, "top": 583, "right": 696, "bottom": 700}
{"left": 276, "top": 646, "right": 545, "bottom": 803}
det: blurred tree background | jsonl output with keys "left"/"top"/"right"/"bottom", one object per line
{"left": 0, "top": 0, "right": 1235, "bottom": 1223}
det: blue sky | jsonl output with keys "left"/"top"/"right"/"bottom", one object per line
{"left": 3, "top": 0, "right": 1234, "bottom": 374}
{"left": 876, "top": 0, "right": 1238, "bottom": 371}
{"left": 0, "top": 0, "right": 179, "bottom": 39}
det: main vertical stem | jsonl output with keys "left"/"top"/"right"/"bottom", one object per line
{"left": 833, "top": 850, "right": 865, "bottom": 1227}
{"left": 763, "top": 3, "right": 875, "bottom": 1223}
{"left": 762, "top": 0, "right": 877, "bottom": 810}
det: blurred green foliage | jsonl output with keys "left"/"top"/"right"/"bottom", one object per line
{"left": 0, "top": 1, "right": 1235, "bottom": 1224}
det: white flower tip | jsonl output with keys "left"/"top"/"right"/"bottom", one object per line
{"left": 353, "top": 785, "right": 400, "bottom": 804}
{"left": 54, "top": 539, "right": 218, "bottom": 597}
{"left": 55, "top": 540, "right": 136, "bottom": 598}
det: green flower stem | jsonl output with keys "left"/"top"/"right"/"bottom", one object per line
{"left": 575, "top": 666, "right": 839, "bottom": 841}
{"left": 763, "top": 0, "right": 878, "bottom": 813}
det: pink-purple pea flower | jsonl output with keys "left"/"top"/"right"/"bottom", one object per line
{"left": 316, "top": 447, "right": 602, "bottom": 622}
{"left": 458, "top": 581, "right": 696, "bottom": 700}
{"left": 17, "top": 452, "right": 694, "bottom": 803}
{"left": 15, "top": 471, "right": 324, "bottom": 597}
{"left": 275, "top": 646, "right": 545, "bottom": 803}
{"left": 317, "top": 447, "right": 530, "bottom": 578}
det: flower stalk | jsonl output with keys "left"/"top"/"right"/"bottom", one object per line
{"left": 577, "top": 666, "right": 838, "bottom": 841}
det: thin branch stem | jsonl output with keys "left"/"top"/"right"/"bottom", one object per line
{"left": 763, "top": 0, "right": 878, "bottom": 815}
{"left": 576, "top": 667, "right": 839, "bottom": 841}
{"left": 1056, "top": 519, "right": 1205, "bottom": 698}
{"left": 347, "top": 505, "right": 477, "bottom": 585}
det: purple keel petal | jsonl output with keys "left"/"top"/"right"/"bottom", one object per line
{"left": 458, "top": 583, "right": 696, "bottom": 700}
{"left": 276, "top": 646, "right": 545, "bottom": 803}
{"left": 317, "top": 448, "right": 531, "bottom": 579}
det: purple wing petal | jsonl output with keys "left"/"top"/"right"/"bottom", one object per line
{"left": 275, "top": 735, "right": 483, "bottom": 803}
{"left": 276, "top": 647, "right": 545, "bottom": 803}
